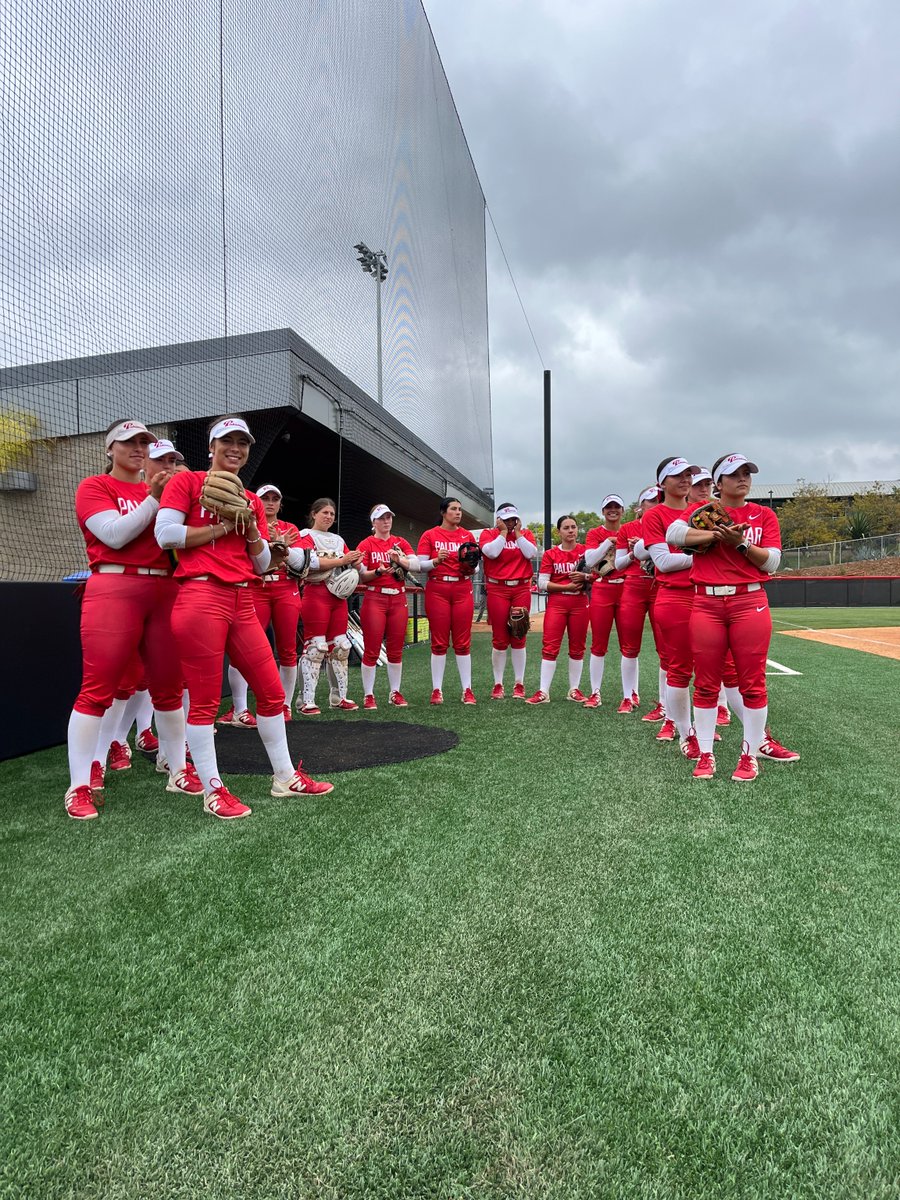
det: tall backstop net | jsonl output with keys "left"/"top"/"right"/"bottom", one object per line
{"left": 1, "top": 0, "right": 493, "bottom": 579}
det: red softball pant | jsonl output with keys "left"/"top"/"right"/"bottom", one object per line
{"left": 691, "top": 590, "right": 771, "bottom": 709}
{"left": 253, "top": 580, "right": 301, "bottom": 666}
{"left": 301, "top": 582, "right": 349, "bottom": 645}
{"left": 648, "top": 583, "right": 668, "bottom": 670}
{"left": 171, "top": 580, "right": 284, "bottom": 723}
{"left": 424, "top": 580, "right": 473, "bottom": 654}
{"left": 616, "top": 577, "right": 652, "bottom": 659}
{"left": 653, "top": 584, "right": 694, "bottom": 688}
{"left": 542, "top": 593, "right": 589, "bottom": 660}
{"left": 74, "top": 574, "right": 183, "bottom": 717}
{"left": 360, "top": 591, "right": 408, "bottom": 665}
{"left": 588, "top": 581, "right": 626, "bottom": 657}
{"left": 486, "top": 583, "right": 532, "bottom": 650}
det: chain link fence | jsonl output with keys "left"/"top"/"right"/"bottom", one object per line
{"left": 779, "top": 533, "right": 900, "bottom": 571}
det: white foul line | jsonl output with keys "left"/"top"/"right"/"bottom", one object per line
{"left": 766, "top": 658, "right": 802, "bottom": 676}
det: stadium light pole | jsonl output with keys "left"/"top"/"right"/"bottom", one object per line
{"left": 354, "top": 242, "right": 388, "bottom": 406}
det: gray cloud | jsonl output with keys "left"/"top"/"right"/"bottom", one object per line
{"left": 426, "top": 0, "right": 900, "bottom": 514}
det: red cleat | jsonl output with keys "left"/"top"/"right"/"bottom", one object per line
{"left": 430, "top": 689, "right": 444, "bottom": 705}
{"left": 642, "top": 702, "right": 665, "bottom": 722}
{"left": 461, "top": 688, "right": 477, "bottom": 705}
{"left": 363, "top": 695, "right": 378, "bottom": 711}
{"left": 65, "top": 785, "right": 99, "bottom": 820}
{"left": 732, "top": 747, "right": 760, "bottom": 782}
{"left": 388, "top": 691, "right": 408, "bottom": 707}
{"left": 271, "top": 761, "right": 334, "bottom": 797}
{"left": 166, "top": 765, "right": 204, "bottom": 795}
{"left": 512, "top": 682, "right": 526, "bottom": 700}
{"left": 656, "top": 719, "right": 676, "bottom": 741}
{"left": 204, "top": 786, "right": 251, "bottom": 819}
{"left": 525, "top": 690, "right": 550, "bottom": 705}
{"left": 617, "top": 698, "right": 634, "bottom": 714}
{"left": 491, "top": 683, "right": 505, "bottom": 701}
{"left": 758, "top": 732, "right": 800, "bottom": 762}
{"left": 331, "top": 698, "right": 359, "bottom": 711}
{"left": 136, "top": 727, "right": 159, "bottom": 753}
{"left": 692, "top": 752, "right": 716, "bottom": 780}
{"left": 716, "top": 705, "right": 731, "bottom": 726}
{"left": 108, "top": 741, "right": 132, "bottom": 772}
{"left": 582, "top": 692, "right": 601, "bottom": 709}
{"left": 90, "top": 760, "right": 105, "bottom": 792}
{"left": 680, "top": 734, "right": 701, "bottom": 760}
{"left": 567, "top": 688, "right": 587, "bottom": 702}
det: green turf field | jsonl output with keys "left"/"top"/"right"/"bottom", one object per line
{"left": 2, "top": 609, "right": 899, "bottom": 1198}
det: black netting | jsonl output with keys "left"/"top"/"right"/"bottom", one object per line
{"left": 1, "top": 0, "right": 493, "bottom": 581}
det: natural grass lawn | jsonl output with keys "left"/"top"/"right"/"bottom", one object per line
{"left": 2, "top": 613, "right": 899, "bottom": 1199}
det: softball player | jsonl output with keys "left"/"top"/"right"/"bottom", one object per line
{"left": 584, "top": 495, "right": 635, "bottom": 711}
{"left": 613, "top": 486, "right": 666, "bottom": 721}
{"left": 416, "top": 497, "right": 477, "bottom": 704}
{"left": 356, "top": 504, "right": 422, "bottom": 708}
{"left": 64, "top": 420, "right": 201, "bottom": 820}
{"left": 156, "top": 417, "right": 332, "bottom": 819}
{"left": 526, "top": 515, "right": 589, "bottom": 703}
{"left": 297, "top": 497, "right": 362, "bottom": 715}
{"left": 639, "top": 457, "right": 702, "bottom": 759}
{"left": 689, "top": 467, "right": 731, "bottom": 725}
{"left": 218, "top": 484, "right": 306, "bottom": 726}
{"left": 667, "top": 453, "right": 799, "bottom": 780}
{"left": 479, "top": 504, "right": 537, "bottom": 699}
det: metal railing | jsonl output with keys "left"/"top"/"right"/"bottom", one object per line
{"left": 779, "top": 532, "right": 900, "bottom": 571}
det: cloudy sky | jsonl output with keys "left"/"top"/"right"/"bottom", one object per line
{"left": 424, "top": 0, "right": 900, "bottom": 516}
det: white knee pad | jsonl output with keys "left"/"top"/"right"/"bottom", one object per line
{"left": 331, "top": 635, "right": 352, "bottom": 662}
{"left": 305, "top": 637, "right": 328, "bottom": 664}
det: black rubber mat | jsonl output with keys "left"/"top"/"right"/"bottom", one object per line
{"left": 212, "top": 720, "right": 459, "bottom": 774}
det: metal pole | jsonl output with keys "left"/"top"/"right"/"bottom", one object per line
{"left": 376, "top": 269, "right": 383, "bottom": 407}
{"left": 543, "top": 369, "right": 551, "bottom": 551}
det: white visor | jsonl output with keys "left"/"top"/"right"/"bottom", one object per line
{"left": 148, "top": 439, "right": 184, "bottom": 461}
{"left": 208, "top": 417, "right": 255, "bottom": 445}
{"left": 257, "top": 484, "right": 282, "bottom": 499}
{"left": 691, "top": 469, "right": 713, "bottom": 485}
{"left": 370, "top": 504, "right": 394, "bottom": 520}
{"left": 105, "top": 420, "right": 152, "bottom": 447}
{"left": 657, "top": 458, "right": 701, "bottom": 485}
{"left": 601, "top": 494, "right": 625, "bottom": 509}
{"left": 713, "top": 454, "right": 759, "bottom": 484}
{"left": 638, "top": 487, "right": 662, "bottom": 504}
{"left": 496, "top": 505, "right": 519, "bottom": 521}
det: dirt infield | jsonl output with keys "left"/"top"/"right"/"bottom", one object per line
{"left": 780, "top": 626, "right": 900, "bottom": 661}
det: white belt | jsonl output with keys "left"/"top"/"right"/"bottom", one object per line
{"left": 487, "top": 578, "right": 529, "bottom": 587}
{"left": 262, "top": 573, "right": 285, "bottom": 583}
{"left": 185, "top": 575, "right": 249, "bottom": 587}
{"left": 368, "top": 587, "right": 402, "bottom": 595}
{"left": 701, "top": 582, "right": 761, "bottom": 596}
{"left": 96, "top": 564, "right": 169, "bottom": 576}
{"left": 601, "top": 577, "right": 624, "bottom": 585}
{"left": 435, "top": 575, "right": 461, "bottom": 582}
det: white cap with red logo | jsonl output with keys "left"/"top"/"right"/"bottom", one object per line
{"left": 105, "top": 420, "right": 152, "bottom": 447}
{"left": 601, "top": 494, "right": 625, "bottom": 509}
{"left": 257, "top": 484, "right": 282, "bottom": 499}
{"left": 148, "top": 439, "right": 184, "bottom": 461}
{"left": 691, "top": 468, "right": 713, "bottom": 485}
{"left": 370, "top": 504, "right": 395, "bottom": 521}
{"left": 657, "top": 457, "right": 701, "bottom": 485}
{"left": 208, "top": 417, "right": 256, "bottom": 445}
{"left": 713, "top": 454, "right": 759, "bottom": 484}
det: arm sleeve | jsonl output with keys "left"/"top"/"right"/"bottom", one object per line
{"left": 538, "top": 573, "right": 551, "bottom": 589}
{"left": 84, "top": 497, "right": 159, "bottom": 549}
{"left": 406, "top": 554, "right": 422, "bottom": 572}
{"left": 614, "top": 550, "right": 632, "bottom": 571}
{"left": 584, "top": 538, "right": 613, "bottom": 567}
{"left": 286, "top": 546, "right": 318, "bottom": 573}
{"left": 417, "top": 557, "right": 435, "bottom": 572}
{"left": 648, "top": 543, "right": 694, "bottom": 573}
{"left": 761, "top": 548, "right": 781, "bottom": 573}
{"left": 252, "top": 545, "right": 271, "bottom": 574}
{"left": 633, "top": 539, "right": 649, "bottom": 561}
{"left": 155, "top": 507, "right": 188, "bottom": 549}
{"left": 666, "top": 520, "right": 690, "bottom": 547}
{"left": 480, "top": 533, "right": 506, "bottom": 559}
{"left": 515, "top": 535, "right": 537, "bottom": 561}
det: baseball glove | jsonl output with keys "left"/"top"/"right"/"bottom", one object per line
{"left": 457, "top": 541, "right": 482, "bottom": 577}
{"left": 689, "top": 500, "right": 734, "bottom": 531}
{"left": 508, "top": 606, "right": 530, "bottom": 639}
{"left": 285, "top": 547, "right": 312, "bottom": 581}
{"left": 594, "top": 547, "right": 617, "bottom": 578}
{"left": 200, "top": 470, "right": 253, "bottom": 533}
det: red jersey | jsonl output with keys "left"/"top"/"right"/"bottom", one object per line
{"left": 615, "top": 518, "right": 645, "bottom": 579}
{"left": 76, "top": 475, "right": 169, "bottom": 571}
{"left": 689, "top": 503, "right": 782, "bottom": 586}
{"left": 160, "top": 470, "right": 268, "bottom": 584}
{"left": 585, "top": 524, "right": 626, "bottom": 582}
{"left": 641, "top": 503, "right": 694, "bottom": 588}
{"left": 540, "top": 543, "right": 585, "bottom": 585}
{"left": 417, "top": 526, "right": 476, "bottom": 575}
{"left": 479, "top": 527, "right": 537, "bottom": 582}
{"left": 357, "top": 535, "right": 415, "bottom": 592}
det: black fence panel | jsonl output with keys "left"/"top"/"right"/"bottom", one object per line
{"left": 768, "top": 576, "right": 900, "bottom": 606}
